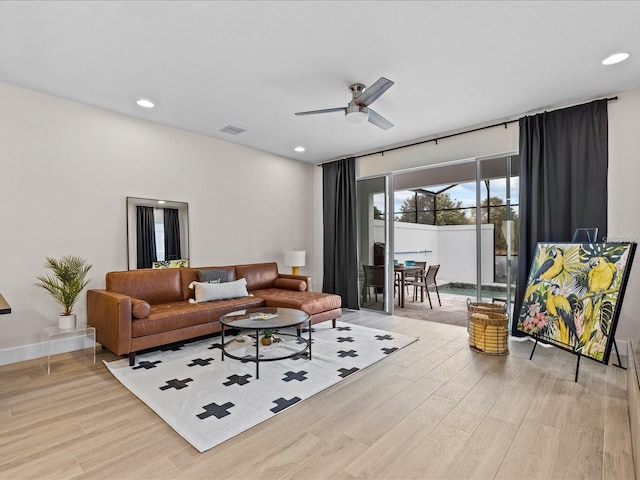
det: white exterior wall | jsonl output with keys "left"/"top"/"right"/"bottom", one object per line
{"left": 373, "top": 221, "right": 494, "bottom": 284}
{"left": 436, "top": 225, "right": 494, "bottom": 284}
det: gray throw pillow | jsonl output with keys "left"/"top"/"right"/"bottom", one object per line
{"left": 198, "top": 269, "right": 228, "bottom": 284}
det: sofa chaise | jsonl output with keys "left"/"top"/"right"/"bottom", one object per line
{"left": 87, "top": 262, "right": 342, "bottom": 364}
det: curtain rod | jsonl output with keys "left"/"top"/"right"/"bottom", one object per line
{"left": 318, "top": 96, "right": 618, "bottom": 165}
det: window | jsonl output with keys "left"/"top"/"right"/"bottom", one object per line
{"left": 154, "top": 208, "right": 166, "bottom": 262}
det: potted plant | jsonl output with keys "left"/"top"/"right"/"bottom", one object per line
{"left": 35, "top": 255, "right": 92, "bottom": 329}
{"left": 261, "top": 329, "right": 275, "bottom": 346}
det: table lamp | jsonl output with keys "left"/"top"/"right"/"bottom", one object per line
{"left": 285, "top": 250, "right": 305, "bottom": 275}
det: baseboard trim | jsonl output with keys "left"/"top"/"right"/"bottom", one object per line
{"left": 0, "top": 336, "right": 90, "bottom": 366}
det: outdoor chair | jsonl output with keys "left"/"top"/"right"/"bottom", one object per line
{"left": 405, "top": 264, "right": 441, "bottom": 308}
{"left": 405, "top": 261, "right": 426, "bottom": 297}
{"left": 362, "top": 265, "right": 385, "bottom": 304}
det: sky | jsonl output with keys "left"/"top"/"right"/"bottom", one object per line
{"left": 373, "top": 177, "right": 520, "bottom": 215}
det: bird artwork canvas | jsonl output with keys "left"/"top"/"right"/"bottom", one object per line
{"left": 517, "top": 242, "right": 636, "bottom": 364}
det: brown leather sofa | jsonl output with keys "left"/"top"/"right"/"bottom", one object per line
{"left": 87, "top": 262, "right": 342, "bottom": 365}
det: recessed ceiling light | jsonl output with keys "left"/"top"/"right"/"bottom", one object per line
{"left": 602, "top": 52, "right": 630, "bottom": 66}
{"left": 157, "top": 200, "right": 166, "bottom": 204}
{"left": 294, "top": 146, "right": 306, "bottom": 152}
{"left": 136, "top": 98, "right": 155, "bottom": 108}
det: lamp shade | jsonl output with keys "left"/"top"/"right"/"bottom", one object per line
{"left": 285, "top": 250, "right": 306, "bottom": 267}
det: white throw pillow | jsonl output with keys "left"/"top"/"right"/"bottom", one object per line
{"left": 189, "top": 278, "right": 249, "bottom": 303}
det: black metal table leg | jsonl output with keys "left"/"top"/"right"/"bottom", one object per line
{"left": 221, "top": 325, "right": 225, "bottom": 362}
{"left": 255, "top": 329, "right": 260, "bottom": 379}
{"left": 308, "top": 319, "right": 312, "bottom": 359}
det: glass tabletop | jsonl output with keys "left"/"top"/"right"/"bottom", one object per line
{"left": 220, "top": 307, "right": 309, "bottom": 330}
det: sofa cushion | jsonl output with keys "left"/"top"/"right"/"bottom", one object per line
{"left": 251, "top": 288, "right": 342, "bottom": 316}
{"left": 131, "top": 297, "right": 265, "bottom": 337}
{"left": 180, "top": 267, "right": 236, "bottom": 300}
{"left": 190, "top": 278, "right": 250, "bottom": 303}
{"left": 236, "top": 262, "right": 279, "bottom": 290}
{"left": 273, "top": 278, "right": 307, "bottom": 291}
{"left": 198, "top": 269, "right": 228, "bottom": 283}
{"left": 106, "top": 269, "right": 183, "bottom": 305}
{"left": 131, "top": 298, "right": 151, "bottom": 319}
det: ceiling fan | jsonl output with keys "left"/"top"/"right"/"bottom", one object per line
{"left": 295, "top": 77, "right": 394, "bottom": 130}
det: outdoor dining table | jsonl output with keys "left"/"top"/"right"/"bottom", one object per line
{"left": 394, "top": 265, "right": 423, "bottom": 308}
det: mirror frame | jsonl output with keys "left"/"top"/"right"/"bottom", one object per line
{"left": 126, "top": 197, "right": 190, "bottom": 270}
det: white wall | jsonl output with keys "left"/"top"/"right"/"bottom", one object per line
{"left": 338, "top": 87, "right": 640, "bottom": 344}
{"left": 390, "top": 221, "right": 438, "bottom": 266}
{"left": 375, "top": 222, "right": 495, "bottom": 285}
{"left": 0, "top": 82, "right": 315, "bottom": 365}
{"left": 436, "top": 225, "right": 495, "bottom": 285}
{"left": 607, "top": 88, "right": 640, "bottom": 343}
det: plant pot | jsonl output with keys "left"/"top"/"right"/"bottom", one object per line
{"left": 261, "top": 336, "right": 272, "bottom": 346}
{"left": 58, "top": 314, "right": 76, "bottom": 330}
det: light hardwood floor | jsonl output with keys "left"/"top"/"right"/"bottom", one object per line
{"left": 0, "top": 310, "right": 634, "bottom": 479}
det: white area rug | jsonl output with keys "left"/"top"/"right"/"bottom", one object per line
{"left": 105, "top": 321, "right": 418, "bottom": 452}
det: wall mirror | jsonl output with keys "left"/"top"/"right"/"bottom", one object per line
{"left": 126, "top": 197, "right": 190, "bottom": 270}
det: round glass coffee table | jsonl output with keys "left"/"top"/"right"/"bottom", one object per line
{"left": 219, "top": 307, "right": 311, "bottom": 379}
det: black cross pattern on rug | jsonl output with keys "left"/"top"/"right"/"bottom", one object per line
{"left": 159, "top": 377, "right": 193, "bottom": 391}
{"left": 207, "top": 343, "right": 223, "bottom": 351}
{"left": 223, "top": 374, "right": 252, "bottom": 386}
{"left": 295, "top": 336, "right": 314, "bottom": 345}
{"left": 132, "top": 360, "right": 162, "bottom": 370}
{"left": 382, "top": 347, "right": 398, "bottom": 355}
{"left": 159, "top": 342, "right": 186, "bottom": 352}
{"left": 188, "top": 357, "right": 215, "bottom": 367}
{"left": 338, "top": 349, "right": 358, "bottom": 358}
{"left": 338, "top": 367, "right": 359, "bottom": 378}
{"left": 375, "top": 334, "right": 393, "bottom": 341}
{"left": 299, "top": 327, "right": 316, "bottom": 334}
{"left": 241, "top": 354, "right": 264, "bottom": 362}
{"left": 337, "top": 336, "right": 355, "bottom": 343}
{"left": 282, "top": 370, "right": 308, "bottom": 382}
{"left": 197, "top": 401, "right": 234, "bottom": 420}
{"left": 270, "top": 397, "right": 301, "bottom": 413}
{"left": 290, "top": 351, "right": 310, "bottom": 361}
{"left": 337, "top": 326, "right": 352, "bottom": 331}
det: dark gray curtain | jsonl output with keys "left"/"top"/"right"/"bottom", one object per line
{"left": 513, "top": 99, "right": 608, "bottom": 334}
{"left": 164, "top": 208, "right": 181, "bottom": 261}
{"left": 322, "top": 157, "right": 359, "bottom": 309}
{"left": 136, "top": 206, "right": 157, "bottom": 268}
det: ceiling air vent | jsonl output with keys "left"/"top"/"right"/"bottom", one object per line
{"left": 217, "top": 123, "right": 249, "bottom": 135}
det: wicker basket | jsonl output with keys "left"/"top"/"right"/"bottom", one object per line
{"left": 468, "top": 311, "right": 509, "bottom": 356}
{"left": 466, "top": 299, "right": 507, "bottom": 332}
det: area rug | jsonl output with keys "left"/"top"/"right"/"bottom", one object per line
{"left": 105, "top": 321, "right": 418, "bottom": 452}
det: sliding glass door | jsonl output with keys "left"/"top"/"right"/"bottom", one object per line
{"left": 386, "top": 153, "right": 519, "bottom": 321}
{"left": 477, "top": 155, "right": 519, "bottom": 317}
{"left": 356, "top": 175, "right": 393, "bottom": 313}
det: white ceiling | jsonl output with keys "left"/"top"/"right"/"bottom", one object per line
{"left": 1, "top": 1, "right": 639, "bottom": 164}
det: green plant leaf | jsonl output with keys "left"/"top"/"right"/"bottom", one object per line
{"left": 35, "top": 255, "right": 92, "bottom": 315}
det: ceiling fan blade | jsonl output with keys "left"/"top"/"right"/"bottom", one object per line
{"left": 354, "top": 77, "right": 394, "bottom": 107}
{"left": 295, "top": 107, "right": 345, "bottom": 116}
{"left": 367, "top": 108, "right": 394, "bottom": 130}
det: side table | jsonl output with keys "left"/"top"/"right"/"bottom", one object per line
{"left": 40, "top": 324, "right": 96, "bottom": 374}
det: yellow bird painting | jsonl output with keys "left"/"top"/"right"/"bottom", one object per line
{"left": 583, "top": 256, "right": 617, "bottom": 336}
{"left": 525, "top": 247, "right": 564, "bottom": 300}
{"left": 545, "top": 284, "right": 577, "bottom": 345}
{"left": 588, "top": 256, "right": 616, "bottom": 293}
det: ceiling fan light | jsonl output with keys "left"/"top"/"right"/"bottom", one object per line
{"left": 602, "top": 52, "right": 630, "bottom": 65}
{"left": 345, "top": 110, "right": 368, "bottom": 124}
{"left": 136, "top": 98, "right": 155, "bottom": 108}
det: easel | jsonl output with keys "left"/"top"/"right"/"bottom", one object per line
{"left": 529, "top": 336, "right": 625, "bottom": 382}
